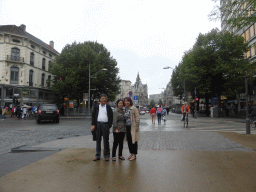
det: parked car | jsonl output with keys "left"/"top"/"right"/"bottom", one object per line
{"left": 140, "top": 110, "right": 146, "bottom": 115}
{"left": 36, "top": 104, "right": 59, "bottom": 124}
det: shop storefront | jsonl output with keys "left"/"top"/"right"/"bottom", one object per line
{"left": 0, "top": 85, "right": 54, "bottom": 108}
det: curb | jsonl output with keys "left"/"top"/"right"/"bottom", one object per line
{"left": 11, "top": 145, "right": 65, "bottom": 153}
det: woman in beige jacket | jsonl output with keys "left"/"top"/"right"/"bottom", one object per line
{"left": 124, "top": 97, "right": 140, "bottom": 161}
{"left": 2, "top": 106, "right": 7, "bottom": 120}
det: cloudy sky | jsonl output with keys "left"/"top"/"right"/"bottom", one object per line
{"left": 0, "top": 0, "right": 220, "bottom": 96}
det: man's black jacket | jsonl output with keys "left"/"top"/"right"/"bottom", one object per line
{"left": 91, "top": 104, "right": 113, "bottom": 128}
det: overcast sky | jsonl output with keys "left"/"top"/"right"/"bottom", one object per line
{"left": 0, "top": 0, "right": 220, "bottom": 96}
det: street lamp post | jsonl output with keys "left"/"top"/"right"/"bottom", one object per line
{"left": 88, "top": 63, "right": 107, "bottom": 115}
{"left": 245, "top": 76, "right": 250, "bottom": 134}
{"left": 163, "top": 66, "right": 174, "bottom": 106}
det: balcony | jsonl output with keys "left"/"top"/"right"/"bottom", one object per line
{"left": 7, "top": 55, "right": 24, "bottom": 63}
{"left": 29, "top": 82, "right": 33, "bottom": 86}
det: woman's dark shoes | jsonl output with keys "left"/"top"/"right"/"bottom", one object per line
{"left": 119, "top": 156, "right": 125, "bottom": 160}
{"left": 93, "top": 158, "right": 100, "bottom": 161}
{"left": 112, "top": 157, "right": 116, "bottom": 161}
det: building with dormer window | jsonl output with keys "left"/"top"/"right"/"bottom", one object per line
{"left": 0, "top": 24, "right": 59, "bottom": 108}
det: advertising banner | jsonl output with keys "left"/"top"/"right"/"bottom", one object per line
{"left": 83, "top": 93, "right": 88, "bottom": 101}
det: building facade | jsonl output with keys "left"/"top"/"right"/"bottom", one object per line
{"left": 0, "top": 24, "right": 59, "bottom": 108}
{"left": 132, "top": 73, "right": 148, "bottom": 106}
{"left": 148, "top": 93, "right": 164, "bottom": 106}
{"left": 221, "top": 1, "right": 256, "bottom": 110}
{"left": 115, "top": 73, "right": 148, "bottom": 107}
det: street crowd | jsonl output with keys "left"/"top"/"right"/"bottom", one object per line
{"left": 0, "top": 105, "right": 37, "bottom": 120}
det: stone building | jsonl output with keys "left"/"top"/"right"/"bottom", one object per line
{"left": 0, "top": 24, "right": 59, "bottom": 107}
{"left": 148, "top": 93, "right": 164, "bottom": 106}
{"left": 115, "top": 73, "right": 148, "bottom": 107}
{"left": 132, "top": 73, "right": 148, "bottom": 106}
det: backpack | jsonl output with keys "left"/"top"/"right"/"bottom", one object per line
{"left": 157, "top": 108, "right": 162, "bottom": 114}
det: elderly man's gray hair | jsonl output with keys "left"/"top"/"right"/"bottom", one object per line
{"left": 99, "top": 94, "right": 108, "bottom": 99}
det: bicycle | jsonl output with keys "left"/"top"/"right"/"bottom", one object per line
{"left": 183, "top": 112, "right": 188, "bottom": 128}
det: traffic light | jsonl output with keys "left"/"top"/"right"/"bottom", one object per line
{"left": 248, "top": 83, "right": 254, "bottom": 96}
{"left": 196, "top": 98, "right": 199, "bottom": 101}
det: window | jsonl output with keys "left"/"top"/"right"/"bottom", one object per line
{"left": 246, "top": 29, "right": 249, "bottom": 42}
{"left": 250, "top": 25, "right": 255, "bottom": 39}
{"left": 43, "top": 51, "right": 46, "bottom": 54}
{"left": 12, "top": 39, "right": 20, "bottom": 43}
{"left": 251, "top": 46, "right": 255, "bottom": 57}
{"left": 5, "top": 87, "right": 13, "bottom": 99}
{"left": 247, "top": 50, "right": 250, "bottom": 58}
{"left": 31, "top": 44, "right": 35, "bottom": 49}
{"left": 30, "top": 52, "right": 34, "bottom": 66}
{"left": 10, "top": 67, "right": 19, "bottom": 84}
{"left": 41, "top": 73, "right": 45, "bottom": 87}
{"left": 11, "top": 48, "right": 20, "bottom": 61}
{"left": 48, "top": 61, "right": 51, "bottom": 71}
{"left": 42, "top": 58, "right": 46, "bottom": 70}
{"left": 47, "top": 75, "right": 51, "bottom": 87}
{"left": 29, "top": 70, "right": 33, "bottom": 86}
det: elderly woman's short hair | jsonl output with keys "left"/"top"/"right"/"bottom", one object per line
{"left": 116, "top": 99, "right": 124, "bottom": 107}
{"left": 124, "top": 97, "right": 133, "bottom": 106}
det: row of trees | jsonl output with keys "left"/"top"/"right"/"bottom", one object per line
{"left": 49, "top": 41, "right": 121, "bottom": 106}
{"left": 171, "top": 28, "right": 255, "bottom": 116}
{"left": 149, "top": 99, "right": 163, "bottom": 108}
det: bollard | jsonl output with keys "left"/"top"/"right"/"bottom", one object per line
{"left": 246, "top": 118, "right": 250, "bottom": 134}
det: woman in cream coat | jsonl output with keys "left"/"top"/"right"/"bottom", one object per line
{"left": 124, "top": 97, "right": 140, "bottom": 161}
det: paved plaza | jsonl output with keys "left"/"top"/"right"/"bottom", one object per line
{"left": 0, "top": 114, "right": 256, "bottom": 191}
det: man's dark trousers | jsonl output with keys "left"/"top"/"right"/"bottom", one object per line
{"left": 95, "top": 122, "right": 110, "bottom": 159}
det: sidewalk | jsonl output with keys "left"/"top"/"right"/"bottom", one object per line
{"left": 1, "top": 116, "right": 256, "bottom": 191}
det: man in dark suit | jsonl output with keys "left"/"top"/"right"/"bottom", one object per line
{"left": 91, "top": 94, "right": 113, "bottom": 161}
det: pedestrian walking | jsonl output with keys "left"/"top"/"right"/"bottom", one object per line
{"left": 163, "top": 108, "right": 167, "bottom": 116}
{"left": 22, "top": 107, "right": 27, "bottom": 120}
{"left": 191, "top": 105, "right": 195, "bottom": 118}
{"left": 11, "top": 107, "right": 16, "bottom": 118}
{"left": 124, "top": 97, "right": 140, "bottom": 161}
{"left": 1, "top": 106, "right": 7, "bottom": 120}
{"left": 156, "top": 106, "right": 163, "bottom": 124}
{"left": 166, "top": 107, "right": 169, "bottom": 115}
{"left": 32, "top": 106, "right": 37, "bottom": 118}
{"left": 150, "top": 107, "right": 156, "bottom": 124}
{"left": 91, "top": 94, "right": 113, "bottom": 161}
{"left": 112, "top": 99, "right": 126, "bottom": 161}
{"left": 15, "top": 106, "right": 21, "bottom": 120}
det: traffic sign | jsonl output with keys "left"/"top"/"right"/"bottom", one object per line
{"left": 129, "top": 91, "right": 133, "bottom": 97}
{"left": 133, "top": 96, "right": 138, "bottom": 101}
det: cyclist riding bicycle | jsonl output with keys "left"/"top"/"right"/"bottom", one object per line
{"left": 181, "top": 102, "right": 190, "bottom": 121}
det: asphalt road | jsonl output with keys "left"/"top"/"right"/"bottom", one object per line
{"left": 0, "top": 118, "right": 92, "bottom": 156}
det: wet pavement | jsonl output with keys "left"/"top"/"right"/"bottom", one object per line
{"left": 0, "top": 114, "right": 256, "bottom": 191}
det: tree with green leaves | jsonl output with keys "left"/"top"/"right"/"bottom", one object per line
{"left": 172, "top": 28, "right": 252, "bottom": 116}
{"left": 49, "top": 41, "right": 121, "bottom": 106}
{"left": 158, "top": 99, "right": 163, "bottom": 105}
{"left": 150, "top": 99, "right": 155, "bottom": 108}
{"left": 209, "top": 0, "right": 256, "bottom": 30}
